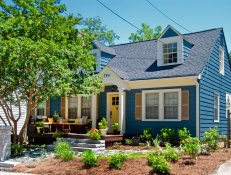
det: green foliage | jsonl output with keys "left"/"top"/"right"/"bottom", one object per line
{"left": 0, "top": 0, "right": 101, "bottom": 143}
{"left": 35, "top": 121, "right": 44, "bottom": 128}
{"left": 124, "top": 139, "right": 132, "bottom": 145}
{"left": 98, "top": 117, "right": 108, "bottom": 129}
{"left": 87, "top": 128, "right": 101, "bottom": 140}
{"left": 147, "top": 151, "right": 163, "bottom": 166}
{"left": 147, "top": 152, "right": 170, "bottom": 174}
{"left": 201, "top": 127, "right": 220, "bottom": 152}
{"left": 129, "top": 23, "right": 162, "bottom": 42}
{"left": 52, "top": 130, "right": 64, "bottom": 139}
{"left": 183, "top": 137, "right": 200, "bottom": 159}
{"left": 152, "top": 135, "right": 160, "bottom": 148}
{"left": 81, "top": 150, "right": 99, "bottom": 167}
{"left": 164, "top": 143, "right": 180, "bottom": 163}
{"left": 11, "top": 144, "right": 23, "bottom": 156}
{"left": 160, "top": 128, "right": 175, "bottom": 144}
{"left": 178, "top": 127, "right": 191, "bottom": 143}
{"left": 112, "top": 123, "right": 121, "bottom": 131}
{"left": 54, "top": 142, "right": 74, "bottom": 161}
{"left": 80, "top": 16, "right": 119, "bottom": 45}
{"left": 113, "top": 142, "right": 122, "bottom": 146}
{"left": 109, "top": 152, "right": 128, "bottom": 170}
{"left": 140, "top": 128, "right": 154, "bottom": 143}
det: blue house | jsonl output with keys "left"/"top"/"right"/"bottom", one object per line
{"left": 32, "top": 25, "right": 231, "bottom": 138}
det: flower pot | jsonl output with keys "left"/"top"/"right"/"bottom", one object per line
{"left": 99, "top": 128, "right": 108, "bottom": 136}
{"left": 113, "top": 130, "right": 120, "bottom": 135}
{"left": 36, "top": 127, "right": 42, "bottom": 134}
{"left": 132, "top": 136, "right": 140, "bottom": 146}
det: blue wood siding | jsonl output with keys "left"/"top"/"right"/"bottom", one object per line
{"left": 199, "top": 30, "right": 231, "bottom": 137}
{"left": 183, "top": 40, "right": 193, "bottom": 59}
{"left": 161, "top": 28, "right": 178, "bottom": 38}
{"left": 126, "top": 86, "right": 196, "bottom": 136}
{"left": 100, "top": 52, "right": 114, "bottom": 70}
{"left": 50, "top": 97, "right": 61, "bottom": 116}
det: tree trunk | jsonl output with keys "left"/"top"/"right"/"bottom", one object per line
{"left": 13, "top": 121, "right": 18, "bottom": 144}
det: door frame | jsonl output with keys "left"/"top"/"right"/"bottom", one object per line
{"left": 226, "top": 93, "right": 231, "bottom": 118}
{"left": 107, "top": 92, "right": 119, "bottom": 132}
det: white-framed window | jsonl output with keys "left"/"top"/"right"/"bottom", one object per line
{"left": 68, "top": 97, "right": 78, "bottom": 119}
{"left": 142, "top": 89, "right": 181, "bottom": 121}
{"left": 219, "top": 47, "right": 225, "bottom": 75}
{"left": 163, "top": 42, "right": 178, "bottom": 64}
{"left": 37, "top": 101, "right": 46, "bottom": 116}
{"left": 214, "top": 93, "right": 220, "bottom": 122}
{"left": 81, "top": 96, "right": 91, "bottom": 118}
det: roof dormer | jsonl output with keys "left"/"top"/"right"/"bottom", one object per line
{"left": 157, "top": 25, "right": 193, "bottom": 67}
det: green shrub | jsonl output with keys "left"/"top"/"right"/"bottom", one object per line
{"left": 160, "top": 128, "right": 174, "bottom": 144}
{"left": 109, "top": 152, "right": 128, "bottom": 170}
{"left": 81, "top": 150, "right": 99, "bottom": 167}
{"left": 113, "top": 142, "right": 122, "bottom": 146}
{"left": 87, "top": 128, "right": 101, "bottom": 140}
{"left": 164, "top": 143, "right": 180, "bottom": 163}
{"left": 54, "top": 142, "right": 74, "bottom": 161}
{"left": 52, "top": 130, "right": 64, "bottom": 139}
{"left": 11, "top": 144, "right": 23, "bottom": 156}
{"left": 152, "top": 135, "right": 160, "bottom": 148}
{"left": 178, "top": 127, "right": 191, "bottom": 143}
{"left": 148, "top": 154, "right": 170, "bottom": 174}
{"left": 125, "top": 139, "right": 132, "bottom": 145}
{"left": 147, "top": 151, "right": 163, "bottom": 166}
{"left": 202, "top": 127, "right": 220, "bottom": 152}
{"left": 140, "top": 128, "right": 154, "bottom": 143}
{"left": 183, "top": 137, "right": 200, "bottom": 159}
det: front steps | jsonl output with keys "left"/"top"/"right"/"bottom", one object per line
{"left": 50, "top": 138, "right": 105, "bottom": 153}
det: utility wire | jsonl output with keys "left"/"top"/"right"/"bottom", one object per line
{"left": 145, "top": 0, "right": 192, "bottom": 33}
{"left": 96, "top": 0, "right": 140, "bottom": 30}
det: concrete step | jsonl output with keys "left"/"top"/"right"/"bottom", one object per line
{"left": 61, "top": 138, "right": 105, "bottom": 144}
{"left": 70, "top": 142, "right": 105, "bottom": 148}
{"left": 71, "top": 147, "right": 105, "bottom": 152}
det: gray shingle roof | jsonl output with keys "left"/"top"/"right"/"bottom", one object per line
{"left": 106, "top": 28, "right": 222, "bottom": 81}
{"left": 93, "top": 41, "right": 116, "bottom": 55}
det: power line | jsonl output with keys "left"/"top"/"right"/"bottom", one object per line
{"left": 145, "top": 0, "right": 192, "bottom": 33}
{"left": 96, "top": 0, "right": 140, "bottom": 30}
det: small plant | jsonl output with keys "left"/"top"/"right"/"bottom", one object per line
{"left": 98, "top": 117, "right": 108, "bottom": 129}
{"left": 112, "top": 123, "right": 121, "bottom": 131}
{"left": 109, "top": 152, "right": 128, "bottom": 170}
{"left": 81, "top": 150, "right": 99, "bottom": 167}
{"left": 164, "top": 143, "right": 180, "bottom": 163}
{"left": 160, "top": 128, "right": 174, "bottom": 144}
{"left": 11, "top": 144, "right": 23, "bottom": 156}
{"left": 147, "top": 151, "right": 163, "bottom": 166}
{"left": 152, "top": 135, "right": 161, "bottom": 149}
{"left": 87, "top": 128, "right": 101, "bottom": 140}
{"left": 125, "top": 139, "right": 132, "bottom": 145}
{"left": 140, "top": 128, "right": 154, "bottom": 143}
{"left": 35, "top": 121, "right": 44, "bottom": 128}
{"left": 178, "top": 127, "right": 191, "bottom": 144}
{"left": 183, "top": 137, "right": 200, "bottom": 159}
{"left": 54, "top": 142, "right": 74, "bottom": 161}
{"left": 201, "top": 127, "right": 220, "bottom": 152}
{"left": 52, "top": 130, "right": 64, "bottom": 139}
{"left": 113, "top": 142, "right": 122, "bottom": 146}
{"left": 147, "top": 153, "right": 170, "bottom": 174}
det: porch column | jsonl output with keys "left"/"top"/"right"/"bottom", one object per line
{"left": 119, "top": 88, "right": 126, "bottom": 134}
{"left": 91, "top": 94, "right": 97, "bottom": 128}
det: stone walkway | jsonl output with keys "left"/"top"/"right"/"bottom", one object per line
{"left": 0, "top": 172, "right": 36, "bottom": 175}
{"left": 213, "top": 160, "right": 231, "bottom": 175}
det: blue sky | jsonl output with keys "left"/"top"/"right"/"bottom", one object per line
{"left": 61, "top": 0, "right": 231, "bottom": 51}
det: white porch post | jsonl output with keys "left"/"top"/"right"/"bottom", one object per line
{"left": 77, "top": 95, "right": 81, "bottom": 118}
{"left": 91, "top": 94, "right": 97, "bottom": 128}
{"left": 118, "top": 88, "right": 126, "bottom": 134}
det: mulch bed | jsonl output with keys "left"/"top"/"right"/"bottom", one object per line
{"left": 13, "top": 148, "right": 231, "bottom": 175}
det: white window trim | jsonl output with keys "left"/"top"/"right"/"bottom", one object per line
{"left": 214, "top": 93, "right": 220, "bottom": 122}
{"left": 157, "top": 36, "right": 183, "bottom": 67}
{"left": 142, "top": 89, "right": 181, "bottom": 121}
{"left": 226, "top": 93, "right": 231, "bottom": 119}
{"left": 219, "top": 47, "right": 225, "bottom": 75}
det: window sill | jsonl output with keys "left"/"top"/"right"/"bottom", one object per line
{"left": 142, "top": 119, "right": 181, "bottom": 122}
{"left": 214, "top": 119, "right": 220, "bottom": 123}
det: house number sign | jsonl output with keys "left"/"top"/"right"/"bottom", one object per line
{"left": 104, "top": 74, "right": 110, "bottom": 78}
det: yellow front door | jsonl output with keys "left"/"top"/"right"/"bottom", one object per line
{"left": 109, "top": 94, "right": 119, "bottom": 130}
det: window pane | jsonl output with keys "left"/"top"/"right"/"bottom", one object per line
{"left": 163, "top": 42, "right": 177, "bottom": 64}
{"left": 145, "top": 93, "right": 159, "bottom": 119}
{"left": 164, "top": 92, "right": 178, "bottom": 119}
{"left": 214, "top": 94, "right": 219, "bottom": 121}
{"left": 81, "top": 96, "right": 91, "bottom": 118}
{"left": 37, "top": 109, "right": 44, "bottom": 116}
{"left": 68, "top": 97, "right": 78, "bottom": 119}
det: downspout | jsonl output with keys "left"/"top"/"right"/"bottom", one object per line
{"left": 196, "top": 74, "right": 202, "bottom": 138}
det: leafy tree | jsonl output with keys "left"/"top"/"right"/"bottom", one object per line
{"left": 80, "top": 16, "right": 119, "bottom": 45}
{"left": 129, "top": 23, "right": 162, "bottom": 42}
{"left": 0, "top": 0, "right": 101, "bottom": 144}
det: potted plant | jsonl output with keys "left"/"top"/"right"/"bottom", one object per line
{"left": 112, "top": 123, "right": 121, "bottom": 135}
{"left": 35, "top": 121, "right": 44, "bottom": 134}
{"left": 52, "top": 130, "right": 64, "bottom": 141}
{"left": 98, "top": 117, "right": 108, "bottom": 136}
{"left": 87, "top": 128, "right": 101, "bottom": 140}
